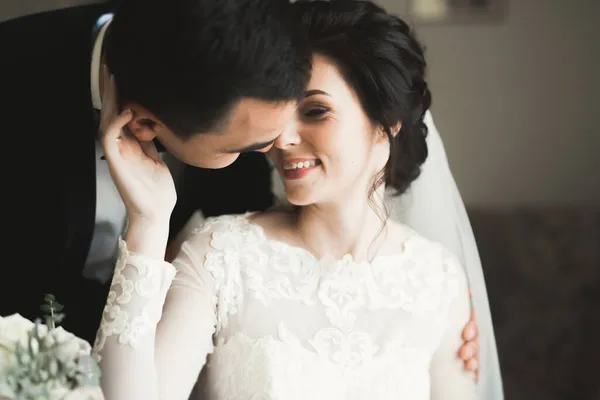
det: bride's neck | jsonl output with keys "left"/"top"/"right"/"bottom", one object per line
{"left": 294, "top": 187, "right": 387, "bottom": 261}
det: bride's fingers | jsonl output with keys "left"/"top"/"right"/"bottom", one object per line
{"left": 139, "top": 139, "right": 162, "bottom": 163}
{"left": 102, "top": 109, "right": 134, "bottom": 157}
{"left": 100, "top": 71, "right": 118, "bottom": 133}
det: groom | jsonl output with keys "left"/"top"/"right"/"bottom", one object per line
{"left": 1, "top": 0, "right": 308, "bottom": 348}
{"left": 2, "top": 0, "right": 499, "bottom": 397}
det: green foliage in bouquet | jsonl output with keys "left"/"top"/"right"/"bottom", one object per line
{"left": 39, "top": 294, "right": 65, "bottom": 330}
{"left": 0, "top": 295, "right": 101, "bottom": 400}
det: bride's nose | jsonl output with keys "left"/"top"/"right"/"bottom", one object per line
{"left": 274, "top": 121, "right": 301, "bottom": 149}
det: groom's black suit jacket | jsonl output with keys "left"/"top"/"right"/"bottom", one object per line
{"left": 0, "top": 4, "right": 273, "bottom": 342}
{"left": 0, "top": 4, "right": 116, "bottom": 339}
{"left": 1, "top": 3, "right": 114, "bottom": 342}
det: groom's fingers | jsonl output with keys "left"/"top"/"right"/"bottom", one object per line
{"left": 464, "top": 287, "right": 478, "bottom": 340}
{"left": 459, "top": 340, "right": 477, "bottom": 360}
{"left": 462, "top": 319, "right": 478, "bottom": 341}
{"left": 466, "top": 358, "right": 479, "bottom": 373}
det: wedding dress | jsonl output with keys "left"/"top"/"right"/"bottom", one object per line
{"left": 271, "top": 111, "right": 503, "bottom": 399}
{"left": 93, "top": 213, "right": 476, "bottom": 400}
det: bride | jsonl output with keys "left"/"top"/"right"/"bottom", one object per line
{"left": 94, "top": 1, "right": 490, "bottom": 398}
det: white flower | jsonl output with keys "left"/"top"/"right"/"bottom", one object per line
{"left": 48, "top": 385, "right": 105, "bottom": 400}
{"left": 0, "top": 314, "right": 103, "bottom": 400}
{"left": 0, "top": 314, "right": 93, "bottom": 375}
{"left": 49, "top": 327, "right": 92, "bottom": 362}
{"left": 0, "top": 314, "right": 47, "bottom": 375}
{"left": 62, "top": 386, "right": 106, "bottom": 400}
{"left": 0, "top": 313, "right": 37, "bottom": 348}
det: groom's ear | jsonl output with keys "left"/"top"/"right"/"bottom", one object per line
{"left": 124, "top": 104, "right": 160, "bottom": 141}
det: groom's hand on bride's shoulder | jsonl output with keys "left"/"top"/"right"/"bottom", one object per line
{"left": 459, "top": 288, "right": 479, "bottom": 381}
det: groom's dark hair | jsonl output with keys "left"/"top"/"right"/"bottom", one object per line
{"left": 104, "top": 0, "right": 311, "bottom": 139}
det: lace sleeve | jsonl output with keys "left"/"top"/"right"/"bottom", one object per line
{"left": 429, "top": 256, "right": 477, "bottom": 399}
{"left": 93, "top": 229, "right": 218, "bottom": 400}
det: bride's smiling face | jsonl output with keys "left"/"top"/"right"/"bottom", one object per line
{"left": 268, "top": 54, "right": 390, "bottom": 206}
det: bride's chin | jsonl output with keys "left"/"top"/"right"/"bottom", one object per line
{"left": 286, "top": 196, "right": 313, "bottom": 207}
{"left": 285, "top": 189, "right": 317, "bottom": 207}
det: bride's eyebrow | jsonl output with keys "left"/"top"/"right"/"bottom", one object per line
{"left": 304, "top": 89, "right": 331, "bottom": 98}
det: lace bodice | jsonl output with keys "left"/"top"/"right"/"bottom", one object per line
{"left": 93, "top": 214, "right": 476, "bottom": 400}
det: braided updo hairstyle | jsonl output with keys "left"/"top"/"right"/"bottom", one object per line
{"left": 292, "top": 0, "right": 432, "bottom": 198}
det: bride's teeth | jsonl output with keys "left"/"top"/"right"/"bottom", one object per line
{"left": 284, "top": 160, "right": 317, "bottom": 170}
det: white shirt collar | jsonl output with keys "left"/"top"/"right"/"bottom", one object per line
{"left": 90, "top": 14, "right": 112, "bottom": 110}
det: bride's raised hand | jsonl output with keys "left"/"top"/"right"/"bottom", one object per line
{"left": 100, "top": 66, "right": 176, "bottom": 224}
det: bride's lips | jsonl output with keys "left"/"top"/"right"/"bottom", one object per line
{"left": 281, "top": 158, "right": 321, "bottom": 180}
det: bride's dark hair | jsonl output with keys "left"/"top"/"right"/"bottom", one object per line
{"left": 292, "top": 0, "right": 431, "bottom": 201}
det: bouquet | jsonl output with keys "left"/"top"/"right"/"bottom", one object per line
{"left": 0, "top": 295, "right": 103, "bottom": 400}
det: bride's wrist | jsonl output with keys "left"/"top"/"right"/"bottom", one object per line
{"left": 125, "top": 217, "right": 170, "bottom": 259}
{"left": 128, "top": 212, "right": 171, "bottom": 228}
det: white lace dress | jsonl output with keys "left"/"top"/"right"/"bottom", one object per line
{"left": 93, "top": 214, "right": 476, "bottom": 400}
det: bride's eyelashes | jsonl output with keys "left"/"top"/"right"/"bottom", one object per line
{"left": 300, "top": 104, "right": 331, "bottom": 121}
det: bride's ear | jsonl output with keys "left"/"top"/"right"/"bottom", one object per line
{"left": 375, "top": 121, "right": 402, "bottom": 143}
{"left": 390, "top": 121, "right": 402, "bottom": 137}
